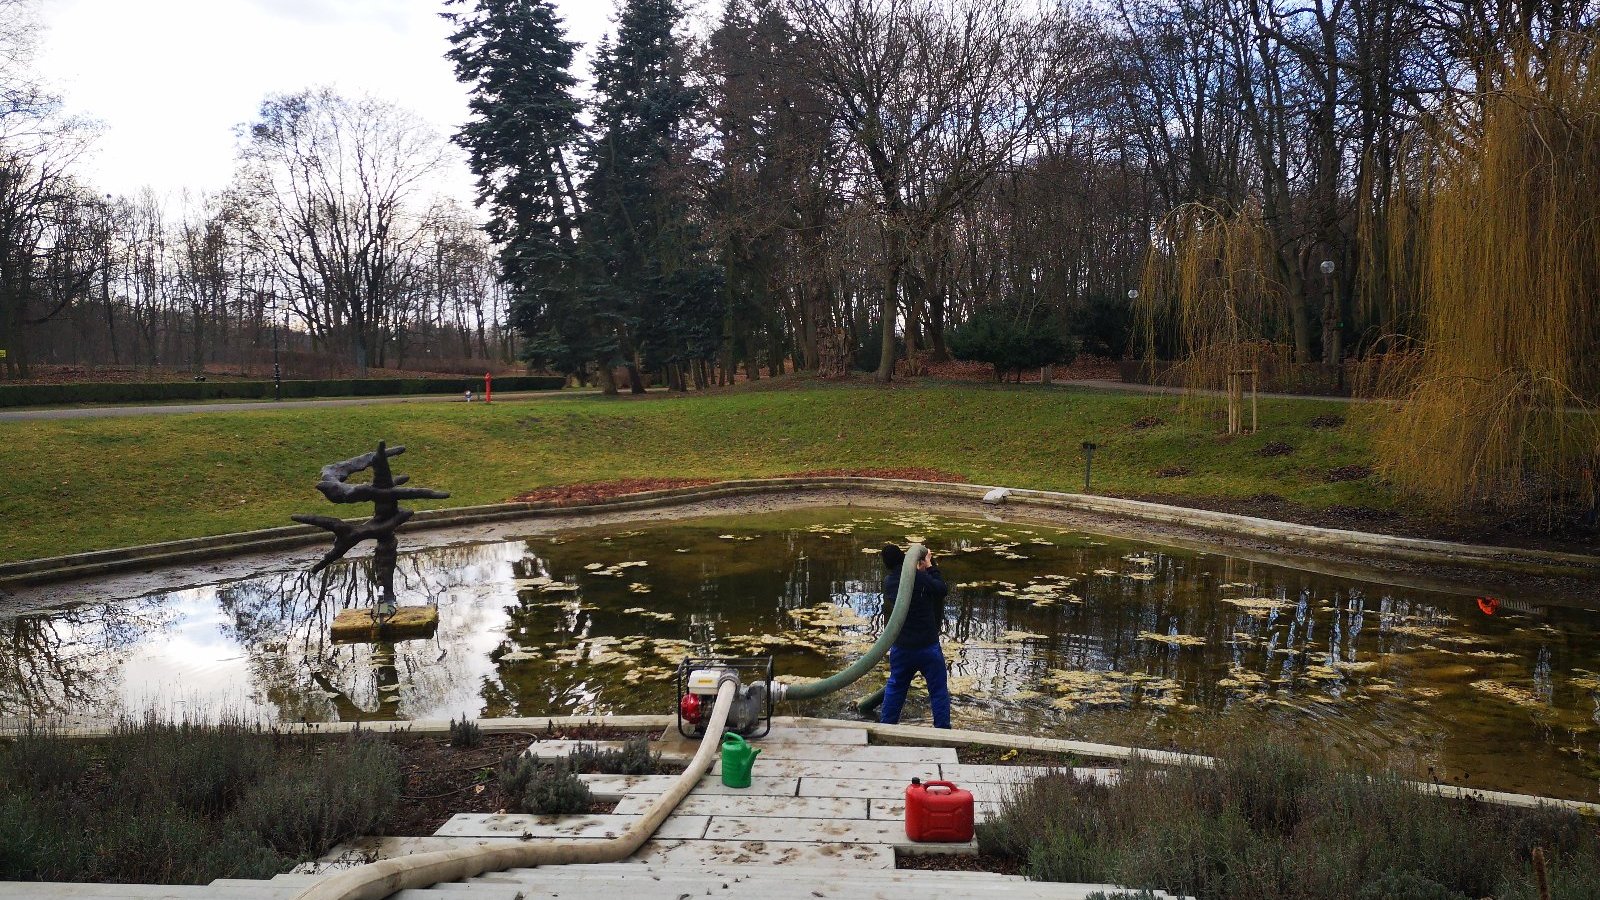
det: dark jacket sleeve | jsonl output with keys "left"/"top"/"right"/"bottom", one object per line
{"left": 915, "top": 567, "right": 948, "bottom": 600}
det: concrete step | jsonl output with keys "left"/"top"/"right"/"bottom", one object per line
{"left": 613, "top": 794, "right": 868, "bottom": 820}
{"left": 711, "top": 759, "right": 939, "bottom": 781}
{"left": 533, "top": 735, "right": 903, "bottom": 766}
{"left": 702, "top": 816, "right": 977, "bottom": 856}
{"left": 465, "top": 868, "right": 1185, "bottom": 899}
{"left": 484, "top": 864, "right": 1028, "bottom": 881}
{"left": 435, "top": 813, "right": 711, "bottom": 840}
{"left": 798, "top": 777, "right": 1007, "bottom": 802}
{"left": 579, "top": 773, "right": 800, "bottom": 799}
{"left": 939, "top": 764, "right": 1121, "bottom": 784}
{"left": 318, "top": 835, "right": 896, "bottom": 870}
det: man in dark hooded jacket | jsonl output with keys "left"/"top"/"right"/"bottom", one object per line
{"left": 879, "top": 543, "right": 951, "bottom": 729}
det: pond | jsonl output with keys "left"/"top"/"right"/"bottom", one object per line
{"left": 4, "top": 506, "right": 1599, "bottom": 800}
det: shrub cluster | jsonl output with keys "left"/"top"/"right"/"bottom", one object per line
{"left": 497, "top": 755, "right": 593, "bottom": 815}
{"left": 948, "top": 307, "right": 1078, "bottom": 383}
{"left": 568, "top": 736, "right": 660, "bottom": 776}
{"left": 494, "top": 737, "right": 659, "bottom": 815}
{"left": 449, "top": 716, "right": 482, "bottom": 749}
{"left": 978, "top": 743, "right": 1600, "bottom": 900}
{"left": 0, "top": 718, "right": 402, "bottom": 884}
{"left": 0, "top": 375, "right": 566, "bottom": 408}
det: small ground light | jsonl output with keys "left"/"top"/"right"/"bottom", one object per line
{"left": 1081, "top": 441, "right": 1098, "bottom": 491}
{"left": 1127, "top": 289, "right": 1139, "bottom": 301}
{"left": 1320, "top": 259, "right": 1335, "bottom": 275}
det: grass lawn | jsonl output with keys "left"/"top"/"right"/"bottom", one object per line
{"left": 0, "top": 378, "right": 1383, "bottom": 564}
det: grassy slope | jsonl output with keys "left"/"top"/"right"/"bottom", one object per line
{"left": 0, "top": 379, "right": 1382, "bottom": 564}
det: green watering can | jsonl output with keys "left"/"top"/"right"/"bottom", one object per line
{"left": 720, "top": 732, "right": 761, "bottom": 788}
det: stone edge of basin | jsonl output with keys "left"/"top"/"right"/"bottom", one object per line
{"left": 2, "top": 477, "right": 1598, "bottom": 590}
{"left": 13, "top": 712, "right": 1597, "bottom": 818}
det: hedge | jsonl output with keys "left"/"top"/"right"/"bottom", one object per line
{"left": 0, "top": 376, "right": 567, "bottom": 409}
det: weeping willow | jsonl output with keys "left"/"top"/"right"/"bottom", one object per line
{"left": 1137, "top": 202, "right": 1295, "bottom": 421}
{"left": 1373, "top": 37, "right": 1600, "bottom": 510}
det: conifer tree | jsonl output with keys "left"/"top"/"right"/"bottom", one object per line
{"left": 444, "top": 0, "right": 612, "bottom": 387}
{"left": 580, "top": 0, "right": 722, "bottom": 392}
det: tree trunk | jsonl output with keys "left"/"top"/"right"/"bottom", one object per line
{"left": 875, "top": 261, "right": 901, "bottom": 383}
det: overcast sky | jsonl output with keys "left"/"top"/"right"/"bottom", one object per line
{"left": 35, "top": 0, "right": 615, "bottom": 204}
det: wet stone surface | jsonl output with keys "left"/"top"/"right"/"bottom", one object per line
{"left": 4, "top": 505, "right": 1600, "bottom": 800}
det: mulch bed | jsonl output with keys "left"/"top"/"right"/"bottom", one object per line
{"left": 897, "top": 851, "right": 1023, "bottom": 876}
{"left": 954, "top": 746, "right": 1092, "bottom": 768}
{"left": 382, "top": 726, "right": 663, "bottom": 836}
{"left": 509, "top": 478, "right": 718, "bottom": 505}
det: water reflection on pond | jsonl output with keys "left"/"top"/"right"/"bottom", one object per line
{"left": 4, "top": 507, "right": 1599, "bottom": 800}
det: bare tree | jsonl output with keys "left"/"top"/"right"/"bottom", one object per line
{"left": 234, "top": 89, "right": 446, "bottom": 373}
{"left": 787, "top": 0, "right": 1089, "bottom": 380}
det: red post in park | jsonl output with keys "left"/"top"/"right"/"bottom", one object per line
{"left": 484, "top": 372, "right": 493, "bottom": 404}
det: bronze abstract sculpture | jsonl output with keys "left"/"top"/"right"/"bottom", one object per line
{"left": 293, "top": 441, "right": 448, "bottom": 622}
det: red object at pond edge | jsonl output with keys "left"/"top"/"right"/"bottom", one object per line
{"left": 1477, "top": 596, "right": 1501, "bottom": 616}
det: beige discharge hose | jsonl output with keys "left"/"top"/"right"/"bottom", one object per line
{"left": 292, "top": 677, "right": 739, "bottom": 900}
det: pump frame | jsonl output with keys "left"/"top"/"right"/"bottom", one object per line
{"left": 675, "top": 655, "right": 774, "bottom": 739}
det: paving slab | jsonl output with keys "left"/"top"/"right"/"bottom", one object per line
{"left": 317, "top": 835, "right": 896, "bottom": 870}
{"left": 723, "top": 744, "right": 955, "bottom": 764}
{"left": 435, "top": 813, "right": 710, "bottom": 840}
{"left": 467, "top": 873, "right": 1166, "bottom": 900}
{"left": 868, "top": 798, "right": 998, "bottom": 821}
{"left": 939, "top": 763, "right": 1058, "bottom": 782}
{"left": 579, "top": 773, "right": 799, "bottom": 799}
{"left": 613, "top": 794, "right": 869, "bottom": 820}
{"left": 703, "top": 816, "right": 976, "bottom": 855}
{"left": 713, "top": 758, "right": 939, "bottom": 781}
{"left": 632, "top": 838, "right": 895, "bottom": 868}
{"left": 753, "top": 726, "right": 869, "bottom": 746}
{"left": 940, "top": 765, "right": 1122, "bottom": 787}
{"left": 798, "top": 777, "right": 1008, "bottom": 802}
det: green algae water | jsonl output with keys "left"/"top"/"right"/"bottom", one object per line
{"left": 4, "top": 506, "right": 1600, "bottom": 800}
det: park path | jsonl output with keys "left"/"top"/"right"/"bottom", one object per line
{"left": 0, "top": 378, "right": 1360, "bottom": 423}
{"left": 1060, "top": 377, "right": 1363, "bottom": 404}
{"left": 0, "top": 389, "right": 595, "bottom": 422}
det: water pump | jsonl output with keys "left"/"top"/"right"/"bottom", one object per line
{"left": 675, "top": 657, "right": 773, "bottom": 739}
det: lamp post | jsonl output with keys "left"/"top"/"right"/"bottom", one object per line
{"left": 1081, "top": 441, "right": 1098, "bottom": 492}
{"left": 1319, "top": 259, "right": 1340, "bottom": 391}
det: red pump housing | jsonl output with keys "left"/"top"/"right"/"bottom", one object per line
{"left": 904, "top": 778, "right": 974, "bottom": 843}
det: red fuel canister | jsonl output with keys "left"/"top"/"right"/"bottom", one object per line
{"left": 904, "top": 778, "right": 974, "bottom": 843}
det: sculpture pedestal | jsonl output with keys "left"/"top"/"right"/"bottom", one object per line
{"left": 331, "top": 606, "right": 439, "bottom": 643}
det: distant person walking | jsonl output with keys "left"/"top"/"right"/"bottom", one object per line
{"left": 879, "top": 543, "right": 951, "bottom": 729}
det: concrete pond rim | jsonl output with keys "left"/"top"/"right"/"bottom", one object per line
{"left": 3, "top": 477, "right": 1598, "bottom": 609}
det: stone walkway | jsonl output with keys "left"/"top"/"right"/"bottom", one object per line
{"left": 0, "top": 721, "right": 1185, "bottom": 899}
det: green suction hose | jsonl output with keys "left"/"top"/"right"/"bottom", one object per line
{"left": 856, "top": 683, "right": 886, "bottom": 715}
{"left": 778, "top": 543, "right": 925, "bottom": 702}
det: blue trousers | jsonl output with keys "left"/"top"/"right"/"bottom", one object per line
{"left": 880, "top": 642, "right": 951, "bottom": 729}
